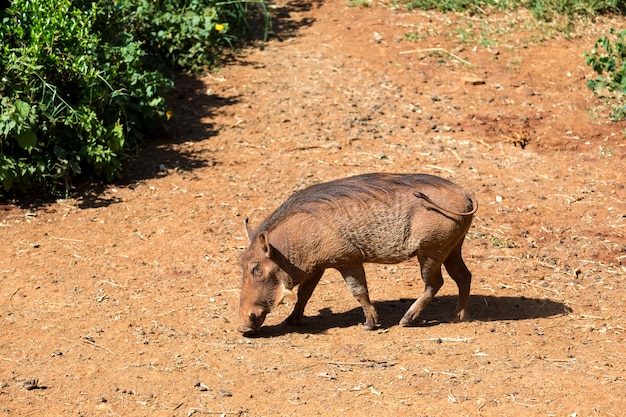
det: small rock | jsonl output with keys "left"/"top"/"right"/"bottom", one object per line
{"left": 218, "top": 389, "right": 233, "bottom": 397}
{"left": 515, "top": 85, "right": 535, "bottom": 97}
{"left": 193, "top": 381, "right": 211, "bottom": 392}
{"left": 461, "top": 76, "right": 485, "bottom": 85}
{"left": 21, "top": 379, "right": 41, "bottom": 390}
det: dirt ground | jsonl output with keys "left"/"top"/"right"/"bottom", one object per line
{"left": 2, "top": 1, "right": 626, "bottom": 416}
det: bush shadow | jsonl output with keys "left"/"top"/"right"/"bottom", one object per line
{"left": 267, "top": 0, "right": 323, "bottom": 42}
{"left": 72, "top": 72, "right": 233, "bottom": 209}
{"left": 77, "top": 0, "right": 324, "bottom": 209}
{"left": 244, "top": 295, "right": 573, "bottom": 338}
{"left": 120, "top": 73, "right": 232, "bottom": 181}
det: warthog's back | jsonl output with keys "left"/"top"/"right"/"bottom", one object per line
{"left": 254, "top": 173, "right": 475, "bottom": 264}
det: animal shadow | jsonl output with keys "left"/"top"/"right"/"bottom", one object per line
{"left": 246, "top": 295, "right": 572, "bottom": 338}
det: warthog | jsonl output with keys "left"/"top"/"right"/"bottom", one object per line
{"left": 238, "top": 173, "right": 477, "bottom": 333}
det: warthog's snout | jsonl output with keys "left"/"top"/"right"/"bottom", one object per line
{"left": 238, "top": 308, "right": 267, "bottom": 333}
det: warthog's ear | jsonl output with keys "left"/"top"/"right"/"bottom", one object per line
{"left": 257, "top": 231, "right": 271, "bottom": 257}
{"left": 244, "top": 218, "right": 254, "bottom": 242}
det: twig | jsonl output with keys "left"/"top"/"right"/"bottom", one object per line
{"left": 9, "top": 287, "right": 21, "bottom": 300}
{"left": 356, "top": 152, "right": 394, "bottom": 163}
{"left": 327, "top": 360, "right": 396, "bottom": 367}
{"left": 423, "top": 368, "right": 458, "bottom": 377}
{"left": 75, "top": 337, "right": 117, "bottom": 356}
{"left": 499, "top": 283, "right": 518, "bottom": 290}
{"left": 521, "top": 281, "right": 563, "bottom": 295}
{"left": 448, "top": 388, "right": 458, "bottom": 403}
{"left": 552, "top": 194, "right": 579, "bottom": 204}
{"left": 187, "top": 409, "right": 247, "bottom": 416}
{"left": 478, "top": 139, "right": 493, "bottom": 150}
{"left": 446, "top": 147, "right": 463, "bottom": 165}
{"left": 510, "top": 394, "right": 538, "bottom": 407}
{"left": 50, "top": 235, "right": 84, "bottom": 243}
{"left": 425, "top": 164, "right": 455, "bottom": 173}
{"left": 97, "top": 280, "right": 124, "bottom": 288}
{"left": 287, "top": 145, "right": 324, "bottom": 152}
{"left": 235, "top": 142, "right": 266, "bottom": 149}
{"left": 536, "top": 261, "right": 556, "bottom": 270}
{"left": 399, "top": 47, "right": 471, "bottom": 66}
{"left": 416, "top": 337, "right": 474, "bottom": 343}
{"left": 542, "top": 357, "right": 576, "bottom": 363}
{"left": 477, "top": 399, "right": 499, "bottom": 411}
{"left": 576, "top": 314, "right": 605, "bottom": 320}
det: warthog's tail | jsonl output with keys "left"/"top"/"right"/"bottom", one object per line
{"left": 413, "top": 191, "right": 478, "bottom": 217}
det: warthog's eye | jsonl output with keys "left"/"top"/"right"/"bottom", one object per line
{"left": 249, "top": 262, "right": 264, "bottom": 280}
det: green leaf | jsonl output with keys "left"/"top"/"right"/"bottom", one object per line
{"left": 15, "top": 100, "right": 30, "bottom": 120}
{"left": 16, "top": 130, "right": 37, "bottom": 150}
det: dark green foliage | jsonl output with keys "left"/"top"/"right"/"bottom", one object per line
{"left": 524, "top": 0, "right": 624, "bottom": 21}
{"left": 0, "top": 0, "right": 169, "bottom": 193}
{"left": 0, "top": 0, "right": 265, "bottom": 195}
{"left": 585, "top": 28, "right": 626, "bottom": 121}
{"left": 402, "top": 0, "right": 519, "bottom": 13}
{"left": 402, "top": 0, "right": 624, "bottom": 17}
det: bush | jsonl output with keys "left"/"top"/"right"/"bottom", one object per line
{"left": 524, "top": 0, "right": 624, "bottom": 21}
{"left": 400, "top": 0, "right": 624, "bottom": 19}
{"left": 402, "top": 0, "right": 519, "bottom": 13}
{"left": 0, "top": 0, "right": 171, "bottom": 193}
{"left": 93, "top": 0, "right": 264, "bottom": 73}
{"left": 0, "top": 0, "right": 170, "bottom": 191}
{"left": 0, "top": 0, "right": 267, "bottom": 195}
{"left": 585, "top": 28, "right": 626, "bottom": 121}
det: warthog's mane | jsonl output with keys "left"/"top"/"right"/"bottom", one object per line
{"left": 254, "top": 173, "right": 447, "bottom": 237}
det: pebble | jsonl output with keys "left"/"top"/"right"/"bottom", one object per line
{"left": 515, "top": 85, "right": 535, "bottom": 97}
{"left": 193, "top": 381, "right": 211, "bottom": 391}
{"left": 21, "top": 379, "right": 40, "bottom": 390}
{"left": 461, "top": 76, "right": 485, "bottom": 85}
{"left": 218, "top": 389, "right": 233, "bottom": 397}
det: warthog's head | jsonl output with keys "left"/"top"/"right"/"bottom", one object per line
{"left": 238, "top": 222, "right": 295, "bottom": 334}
